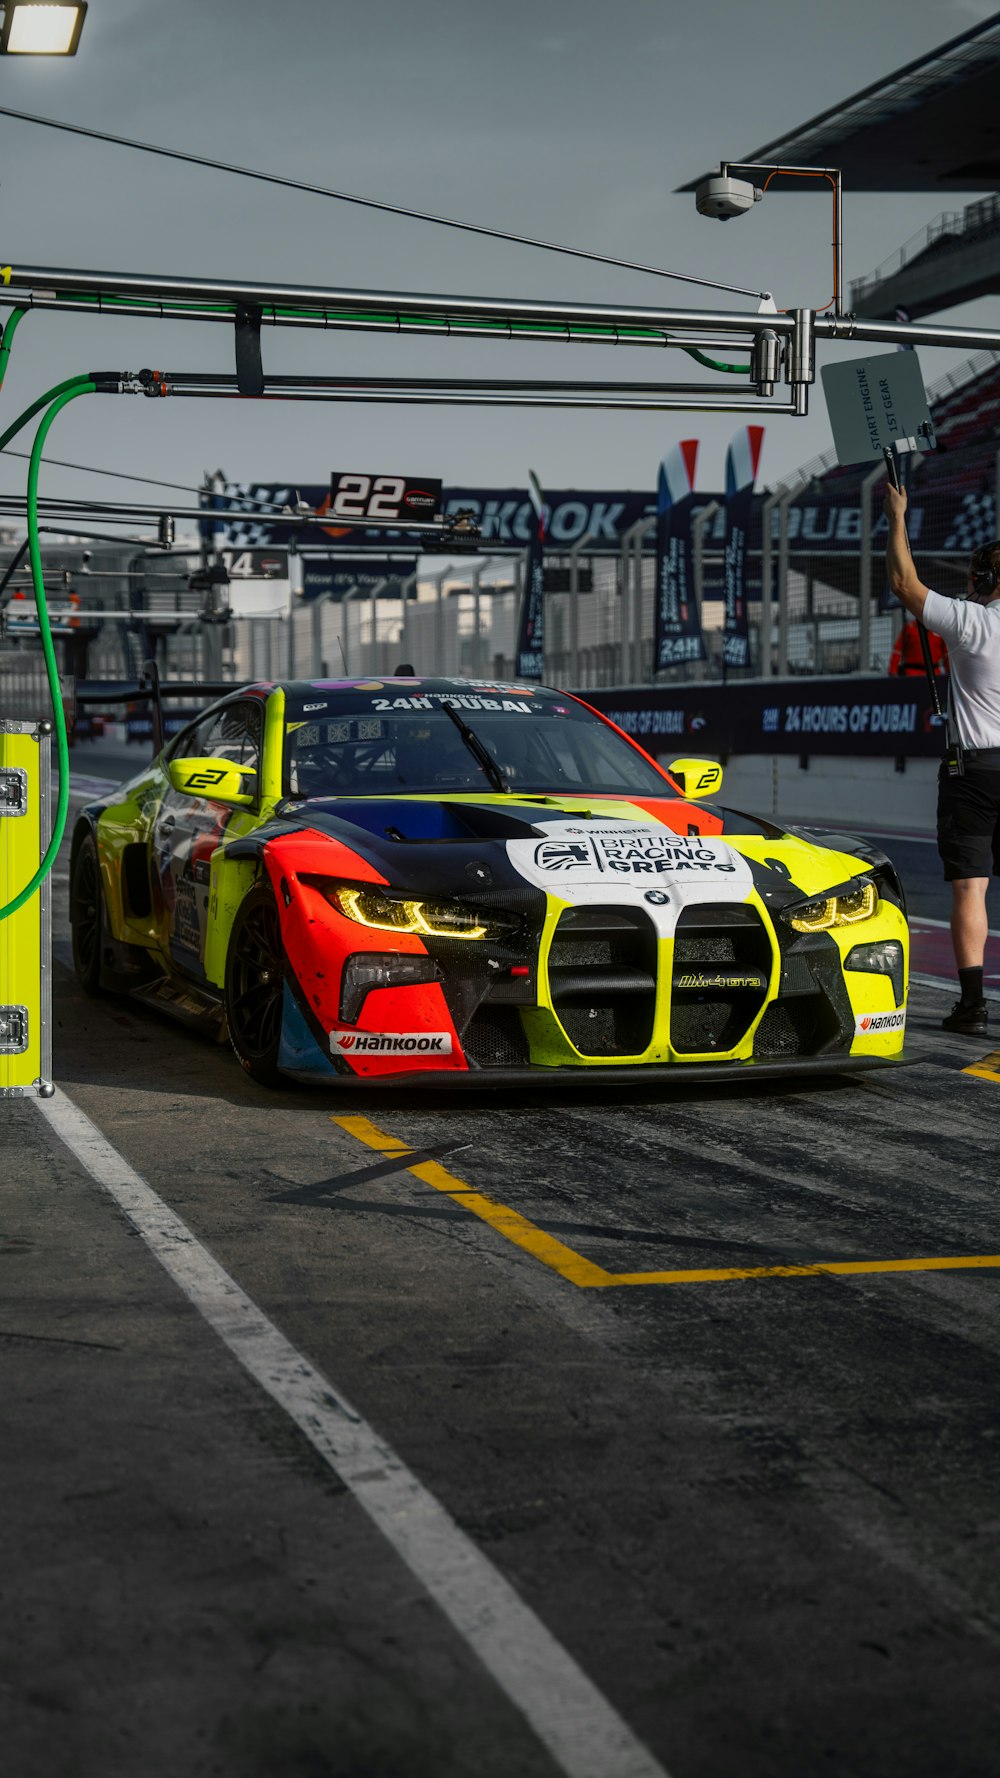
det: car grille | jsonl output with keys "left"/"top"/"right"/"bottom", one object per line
{"left": 547, "top": 906, "right": 657, "bottom": 1056}
{"left": 671, "top": 904, "right": 772, "bottom": 1054}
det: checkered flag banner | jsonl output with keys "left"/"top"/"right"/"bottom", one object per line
{"left": 944, "top": 490, "right": 997, "bottom": 553}
{"left": 200, "top": 483, "right": 303, "bottom": 549}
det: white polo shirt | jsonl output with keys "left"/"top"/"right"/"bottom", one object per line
{"left": 923, "top": 590, "right": 1000, "bottom": 750}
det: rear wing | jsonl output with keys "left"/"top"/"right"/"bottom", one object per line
{"left": 72, "top": 662, "right": 240, "bottom": 755}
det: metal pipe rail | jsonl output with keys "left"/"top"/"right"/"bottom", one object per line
{"left": 3, "top": 294, "right": 757, "bottom": 356}
{"left": 0, "top": 495, "right": 450, "bottom": 534}
{"left": 8, "top": 264, "right": 1000, "bottom": 352}
{"left": 0, "top": 263, "right": 794, "bottom": 337}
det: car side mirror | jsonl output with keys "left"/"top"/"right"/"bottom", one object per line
{"left": 668, "top": 757, "right": 723, "bottom": 799}
{"left": 168, "top": 757, "right": 257, "bottom": 806}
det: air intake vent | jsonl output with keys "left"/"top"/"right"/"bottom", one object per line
{"left": 671, "top": 903, "right": 771, "bottom": 1054}
{"left": 461, "top": 1006, "right": 531, "bottom": 1069}
{"left": 548, "top": 906, "right": 656, "bottom": 1056}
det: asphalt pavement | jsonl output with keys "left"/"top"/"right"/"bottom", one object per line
{"left": 4, "top": 742, "right": 1000, "bottom": 1777}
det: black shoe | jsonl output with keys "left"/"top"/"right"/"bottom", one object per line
{"left": 941, "top": 999, "right": 988, "bottom": 1035}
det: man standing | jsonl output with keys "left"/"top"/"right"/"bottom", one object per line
{"left": 885, "top": 482, "right": 1000, "bottom": 1034}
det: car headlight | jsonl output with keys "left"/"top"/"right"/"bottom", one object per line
{"left": 325, "top": 884, "right": 489, "bottom": 940}
{"left": 844, "top": 939, "right": 905, "bottom": 1004}
{"left": 784, "top": 880, "right": 878, "bottom": 934}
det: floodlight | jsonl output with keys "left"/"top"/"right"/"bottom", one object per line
{"left": 0, "top": 2, "right": 87, "bottom": 55}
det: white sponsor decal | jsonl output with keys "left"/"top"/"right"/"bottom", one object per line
{"left": 506, "top": 821, "right": 755, "bottom": 925}
{"left": 371, "top": 693, "right": 531, "bottom": 713}
{"left": 533, "top": 834, "right": 737, "bottom": 877}
{"left": 522, "top": 824, "right": 742, "bottom": 881}
{"left": 332, "top": 1030, "right": 453, "bottom": 1056}
{"left": 854, "top": 1009, "right": 906, "bottom": 1035}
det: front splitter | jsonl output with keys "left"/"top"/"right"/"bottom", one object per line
{"left": 292, "top": 1049, "right": 917, "bottom": 1091}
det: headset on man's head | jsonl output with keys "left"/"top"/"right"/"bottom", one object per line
{"left": 969, "top": 543, "right": 1000, "bottom": 598}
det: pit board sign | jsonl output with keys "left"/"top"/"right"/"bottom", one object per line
{"left": 820, "top": 352, "right": 935, "bottom": 467}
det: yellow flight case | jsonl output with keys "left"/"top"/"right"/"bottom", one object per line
{"left": 0, "top": 718, "right": 53, "bottom": 1098}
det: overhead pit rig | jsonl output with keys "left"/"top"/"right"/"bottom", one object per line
{"left": 3, "top": 252, "right": 1000, "bottom": 1089}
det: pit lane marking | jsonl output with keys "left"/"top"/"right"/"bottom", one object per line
{"left": 35, "top": 1088, "right": 669, "bottom": 1778}
{"left": 335, "top": 1116, "right": 1000, "bottom": 1291}
{"left": 963, "top": 1049, "right": 1000, "bottom": 1084}
{"left": 333, "top": 1116, "right": 612, "bottom": 1287}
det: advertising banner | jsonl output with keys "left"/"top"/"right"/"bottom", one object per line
{"left": 205, "top": 471, "right": 986, "bottom": 559}
{"left": 654, "top": 440, "right": 705, "bottom": 670}
{"left": 587, "top": 675, "right": 945, "bottom": 760}
{"left": 516, "top": 473, "right": 546, "bottom": 681}
{"left": 301, "top": 557, "right": 416, "bottom": 602}
{"left": 722, "top": 426, "right": 765, "bottom": 669}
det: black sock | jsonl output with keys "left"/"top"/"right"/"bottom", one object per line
{"left": 958, "top": 966, "right": 984, "bottom": 1006}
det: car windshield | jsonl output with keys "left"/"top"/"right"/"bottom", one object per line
{"left": 284, "top": 693, "right": 673, "bottom": 798}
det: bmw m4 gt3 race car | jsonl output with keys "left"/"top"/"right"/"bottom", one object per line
{"left": 70, "top": 675, "right": 909, "bottom": 1087}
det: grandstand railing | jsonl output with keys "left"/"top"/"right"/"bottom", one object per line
{"left": 851, "top": 195, "right": 1000, "bottom": 309}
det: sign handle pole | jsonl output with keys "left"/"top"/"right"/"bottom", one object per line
{"left": 883, "top": 444, "right": 945, "bottom": 723}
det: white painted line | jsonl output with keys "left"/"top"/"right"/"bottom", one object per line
{"left": 34, "top": 1087, "right": 668, "bottom": 1778}
{"left": 911, "top": 971, "right": 1000, "bottom": 1004}
{"left": 69, "top": 775, "right": 119, "bottom": 797}
{"left": 912, "top": 917, "right": 1000, "bottom": 937}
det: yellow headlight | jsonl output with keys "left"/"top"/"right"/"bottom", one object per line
{"left": 333, "top": 887, "right": 487, "bottom": 939}
{"left": 788, "top": 882, "right": 877, "bottom": 934}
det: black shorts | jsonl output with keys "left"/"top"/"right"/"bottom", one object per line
{"left": 937, "top": 760, "right": 1000, "bottom": 881}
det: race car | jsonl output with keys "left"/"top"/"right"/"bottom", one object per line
{"left": 69, "top": 674, "right": 909, "bottom": 1087}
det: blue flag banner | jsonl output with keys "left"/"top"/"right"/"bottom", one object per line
{"left": 654, "top": 440, "right": 704, "bottom": 670}
{"left": 516, "top": 472, "right": 546, "bottom": 680}
{"left": 723, "top": 426, "right": 765, "bottom": 669}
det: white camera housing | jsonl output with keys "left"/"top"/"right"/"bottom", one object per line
{"left": 695, "top": 175, "right": 762, "bottom": 221}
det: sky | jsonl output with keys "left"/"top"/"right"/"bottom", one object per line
{"left": 1, "top": 0, "right": 999, "bottom": 531}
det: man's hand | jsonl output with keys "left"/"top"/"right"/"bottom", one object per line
{"left": 883, "top": 479, "right": 931, "bottom": 619}
{"left": 883, "top": 483, "right": 908, "bottom": 523}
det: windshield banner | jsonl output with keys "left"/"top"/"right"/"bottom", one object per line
{"left": 654, "top": 441, "right": 705, "bottom": 670}
{"left": 722, "top": 426, "right": 764, "bottom": 670}
{"left": 516, "top": 474, "right": 546, "bottom": 681}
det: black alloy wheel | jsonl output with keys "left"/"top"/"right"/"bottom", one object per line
{"left": 70, "top": 831, "right": 106, "bottom": 996}
{"left": 224, "top": 884, "right": 286, "bottom": 1086}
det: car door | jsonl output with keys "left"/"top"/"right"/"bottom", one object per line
{"left": 154, "top": 699, "right": 263, "bottom": 978}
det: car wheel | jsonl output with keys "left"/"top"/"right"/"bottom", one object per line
{"left": 225, "top": 883, "right": 286, "bottom": 1087}
{"left": 70, "top": 831, "right": 106, "bottom": 996}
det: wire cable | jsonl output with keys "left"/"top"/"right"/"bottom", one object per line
{"left": 0, "top": 380, "right": 95, "bottom": 923}
{"left": 0, "top": 447, "right": 203, "bottom": 496}
{"left": 760, "top": 168, "right": 839, "bottom": 314}
{"left": 0, "top": 374, "right": 94, "bottom": 455}
{"left": 0, "top": 306, "right": 27, "bottom": 391}
{"left": 0, "top": 104, "right": 768, "bottom": 302}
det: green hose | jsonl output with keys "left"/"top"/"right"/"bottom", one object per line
{"left": 0, "top": 373, "right": 93, "bottom": 453}
{"left": 0, "top": 306, "right": 27, "bottom": 390}
{"left": 683, "top": 346, "right": 750, "bottom": 374}
{"left": 0, "top": 380, "right": 95, "bottom": 921}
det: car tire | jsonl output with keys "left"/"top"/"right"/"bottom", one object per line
{"left": 224, "top": 882, "right": 286, "bottom": 1087}
{"left": 70, "top": 831, "right": 107, "bottom": 996}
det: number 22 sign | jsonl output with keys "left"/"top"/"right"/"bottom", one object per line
{"left": 329, "top": 472, "right": 442, "bottom": 523}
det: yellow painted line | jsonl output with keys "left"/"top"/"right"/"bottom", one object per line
{"left": 605, "top": 1255, "right": 1000, "bottom": 1286}
{"left": 332, "top": 1115, "right": 614, "bottom": 1288}
{"left": 332, "top": 1115, "right": 1000, "bottom": 1292}
{"left": 963, "top": 1049, "right": 1000, "bottom": 1084}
